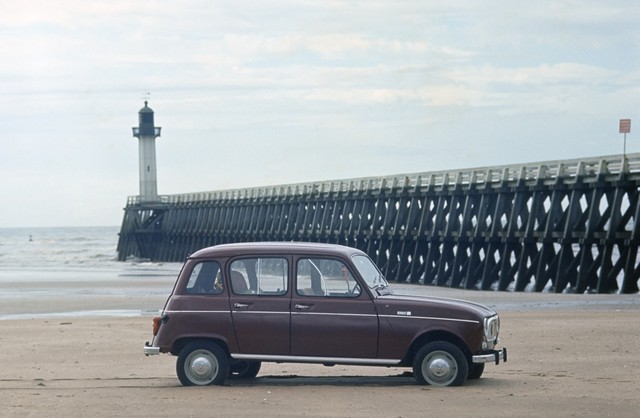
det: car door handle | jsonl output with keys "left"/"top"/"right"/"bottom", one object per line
{"left": 295, "top": 304, "right": 311, "bottom": 310}
{"left": 234, "top": 303, "right": 250, "bottom": 309}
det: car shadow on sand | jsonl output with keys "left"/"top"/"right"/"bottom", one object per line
{"left": 225, "top": 372, "right": 509, "bottom": 388}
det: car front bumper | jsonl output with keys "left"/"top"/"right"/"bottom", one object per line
{"left": 472, "top": 347, "right": 507, "bottom": 365}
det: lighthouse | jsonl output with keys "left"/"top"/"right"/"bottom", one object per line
{"left": 132, "top": 101, "right": 162, "bottom": 202}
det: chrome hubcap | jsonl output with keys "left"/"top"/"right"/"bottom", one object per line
{"left": 428, "top": 358, "right": 451, "bottom": 378}
{"left": 191, "top": 356, "right": 213, "bottom": 377}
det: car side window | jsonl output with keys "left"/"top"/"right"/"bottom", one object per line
{"left": 185, "top": 261, "right": 223, "bottom": 295}
{"left": 296, "top": 258, "right": 361, "bottom": 297}
{"left": 230, "top": 257, "right": 288, "bottom": 295}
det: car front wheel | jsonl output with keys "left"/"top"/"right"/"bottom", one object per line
{"left": 176, "top": 341, "right": 229, "bottom": 386}
{"left": 468, "top": 362, "right": 485, "bottom": 380}
{"left": 413, "top": 341, "right": 468, "bottom": 387}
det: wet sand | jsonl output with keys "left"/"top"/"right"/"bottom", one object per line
{"left": 1, "top": 277, "right": 639, "bottom": 417}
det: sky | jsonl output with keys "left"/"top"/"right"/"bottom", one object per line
{"left": 1, "top": 0, "right": 639, "bottom": 228}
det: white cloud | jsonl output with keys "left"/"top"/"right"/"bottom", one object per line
{"left": 526, "top": 1, "right": 634, "bottom": 24}
{"left": 451, "top": 63, "right": 616, "bottom": 86}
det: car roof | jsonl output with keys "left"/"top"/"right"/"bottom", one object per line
{"left": 188, "top": 241, "right": 366, "bottom": 259}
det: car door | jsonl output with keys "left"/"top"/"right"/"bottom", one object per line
{"left": 229, "top": 256, "right": 290, "bottom": 355}
{"left": 290, "top": 257, "right": 378, "bottom": 359}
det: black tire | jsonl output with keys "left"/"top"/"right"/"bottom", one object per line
{"left": 468, "top": 362, "right": 485, "bottom": 380}
{"left": 176, "top": 341, "right": 229, "bottom": 386}
{"left": 412, "top": 341, "right": 468, "bottom": 387}
{"left": 229, "top": 360, "right": 261, "bottom": 379}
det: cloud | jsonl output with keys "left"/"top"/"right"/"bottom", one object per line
{"left": 451, "top": 63, "right": 616, "bottom": 86}
{"left": 526, "top": 1, "right": 633, "bottom": 24}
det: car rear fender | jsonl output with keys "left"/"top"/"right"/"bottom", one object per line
{"left": 170, "top": 335, "right": 232, "bottom": 357}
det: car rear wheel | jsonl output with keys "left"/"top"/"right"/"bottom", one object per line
{"left": 229, "top": 360, "right": 261, "bottom": 379}
{"left": 413, "top": 341, "right": 468, "bottom": 387}
{"left": 176, "top": 341, "right": 229, "bottom": 386}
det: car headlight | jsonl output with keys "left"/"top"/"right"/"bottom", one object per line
{"left": 483, "top": 315, "right": 500, "bottom": 349}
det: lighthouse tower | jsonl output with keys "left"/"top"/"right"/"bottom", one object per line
{"left": 132, "top": 101, "right": 162, "bottom": 202}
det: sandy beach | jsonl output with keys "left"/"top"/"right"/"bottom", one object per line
{"left": 1, "top": 275, "right": 639, "bottom": 417}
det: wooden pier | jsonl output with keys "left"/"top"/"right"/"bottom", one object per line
{"left": 117, "top": 154, "right": 640, "bottom": 293}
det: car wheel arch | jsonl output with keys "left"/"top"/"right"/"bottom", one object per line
{"left": 405, "top": 330, "right": 471, "bottom": 365}
{"left": 171, "top": 336, "right": 231, "bottom": 357}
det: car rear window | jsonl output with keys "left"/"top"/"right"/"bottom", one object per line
{"left": 185, "top": 261, "right": 223, "bottom": 295}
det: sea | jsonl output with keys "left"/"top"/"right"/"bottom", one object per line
{"left": 1, "top": 226, "right": 121, "bottom": 271}
{"left": 0, "top": 227, "right": 637, "bottom": 321}
{"left": 0, "top": 226, "right": 181, "bottom": 320}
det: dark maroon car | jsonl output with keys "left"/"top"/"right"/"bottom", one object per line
{"left": 144, "top": 242, "right": 506, "bottom": 387}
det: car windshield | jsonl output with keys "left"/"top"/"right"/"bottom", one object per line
{"left": 352, "top": 255, "right": 389, "bottom": 290}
